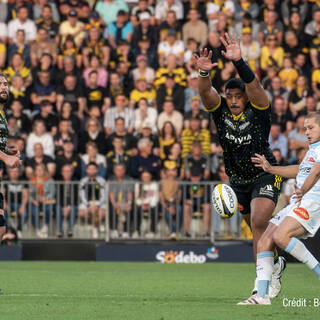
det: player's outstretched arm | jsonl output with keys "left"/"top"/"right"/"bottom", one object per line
{"left": 251, "top": 153, "right": 299, "bottom": 178}
{"left": 220, "top": 33, "right": 269, "bottom": 109}
{"left": 192, "top": 49, "right": 220, "bottom": 111}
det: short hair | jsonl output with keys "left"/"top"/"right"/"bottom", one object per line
{"left": 86, "top": 141, "right": 98, "bottom": 150}
{"left": 89, "top": 70, "right": 98, "bottom": 77}
{"left": 41, "top": 99, "right": 52, "bottom": 107}
{"left": 87, "top": 162, "right": 98, "bottom": 168}
{"left": 306, "top": 111, "right": 320, "bottom": 124}
{"left": 225, "top": 78, "right": 245, "bottom": 92}
{"left": 138, "top": 138, "right": 151, "bottom": 149}
{"left": 0, "top": 72, "right": 8, "bottom": 81}
{"left": 115, "top": 116, "right": 125, "bottom": 123}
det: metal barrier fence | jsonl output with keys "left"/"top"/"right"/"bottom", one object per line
{"left": 1, "top": 180, "right": 243, "bottom": 242}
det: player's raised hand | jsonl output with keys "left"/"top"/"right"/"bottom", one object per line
{"left": 220, "top": 33, "right": 242, "bottom": 61}
{"left": 4, "top": 154, "right": 22, "bottom": 168}
{"left": 251, "top": 153, "right": 271, "bottom": 172}
{"left": 192, "top": 48, "right": 218, "bottom": 71}
{"left": 293, "top": 183, "right": 303, "bottom": 206}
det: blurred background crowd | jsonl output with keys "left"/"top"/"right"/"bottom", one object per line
{"left": 0, "top": 0, "right": 318, "bottom": 240}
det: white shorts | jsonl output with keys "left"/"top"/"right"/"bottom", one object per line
{"left": 270, "top": 199, "right": 320, "bottom": 239}
{"left": 79, "top": 202, "right": 106, "bottom": 211}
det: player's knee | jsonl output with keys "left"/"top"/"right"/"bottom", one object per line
{"left": 272, "top": 229, "right": 287, "bottom": 249}
{"left": 251, "top": 214, "right": 269, "bottom": 232}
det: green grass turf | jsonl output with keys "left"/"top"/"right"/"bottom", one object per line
{"left": 0, "top": 262, "right": 319, "bottom": 320}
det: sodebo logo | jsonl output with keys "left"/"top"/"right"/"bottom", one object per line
{"left": 156, "top": 251, "right": 207, "bottom": 264}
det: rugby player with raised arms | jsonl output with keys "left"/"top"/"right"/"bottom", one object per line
{"left": 192, "top": 34, "right": 285, "bottom": 298}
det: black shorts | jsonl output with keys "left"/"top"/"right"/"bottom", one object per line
{"left": 231, "top": 174, "right": 283, "bottom": 215}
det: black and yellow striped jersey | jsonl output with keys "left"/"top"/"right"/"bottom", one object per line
{"left": 205, "top": 96, "right": 277, "bottom": 185}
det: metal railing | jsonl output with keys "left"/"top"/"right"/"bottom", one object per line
{"left": 1, "top": 180, "right": 243, "bottom": 242}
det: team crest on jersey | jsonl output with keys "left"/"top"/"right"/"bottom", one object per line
{"left": 293, "top": 208, "right": 309, "bottom": 220}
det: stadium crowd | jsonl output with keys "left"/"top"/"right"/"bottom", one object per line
{"left": 0, "top": 0, "right": 318, "bottom": 240}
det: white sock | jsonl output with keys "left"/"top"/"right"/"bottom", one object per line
{"left": 285, "top": 237, "right": 320, "bottom": 277}
{"left": 256, "top": 251, "right": 274, "bottom": 298}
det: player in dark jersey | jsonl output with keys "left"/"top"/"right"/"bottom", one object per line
{"left": 192, "top": 34, "right": 286, "bottom": 298}
{"left": 0, "top": 73, "right": 22, "bottom": 244}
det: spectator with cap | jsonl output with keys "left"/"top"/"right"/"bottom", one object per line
{"left": 155, "top": 0, "right": 184, "bottom": 24}
{"left": 184, "top": 96, "right": 209, "bottom": 130}
{"left": 7, "top": 5, "right": 37, "bottom": 44}
{"left": 134, "top": 98, "right": 158, "bottom": 134}
{"left": 26, "top": 119, "right": 55, "bottom": 159}
{"left": 182, "top": 8, "right": 208, "bottom": 48}
{"left": 239, "top": 27, "right": 261, "bottom": 73}
{"left": 132, "top": 11, "right": 157, "bottom": 50}
{"left": 132, "top": 54, "right": 155, "bottom": 85}
{"left": 133, "top": 35, "right": 158, "bottom": 68}
{"left": 158, "top": 28, "right": 184, "bottom": 67}
{"left": 136, "top": 122, "right": 160, "bottom": 157}
{"left": 95, "top": 0, "right": 129, "bottom": 26}
{"left": 158, "top": 10, "right": 182, "bottom": 42}
{"left": 157, "top": 98, "right": 183, "bottom": 136}
{"left": 129, "top": 77, "right": 156, "bottom": 108}
{"left": 59, "top": 0, "right": 90, "bottom": 21}
{"left": 108, "top": 10, "right": 133, "bottom": 49}
{"left": 104, "top": 94, "right": 135, "bottom": 136}
{"left": 129, "top": 138, "right": 160, "bottom": 179}
{"left": 156, "top": 73, "right": 185, "bottom": 113}
{"left": 33, "top": 100, "right": 59, "bottom": 135}
{"left": 59, "top": 10, "right": 85, "bottom": 47}
{"left": 181, "top": 117, "right": 211, "bottom": 158}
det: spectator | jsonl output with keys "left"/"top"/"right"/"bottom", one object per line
{"left": 281, "top": 0, "right": 308, "bottom": 27}
{"left": 95, "top": 0, "right": 129, "bottom": 26}
{"left": 268, "top": 123, "right": 289, "bottom": 158}
{"left": 134, "top": 98, "right": 158, "bottom": 134}
{"left": 25, "top": 142, "right": 56, "bottom": 179}
{"left": 204, "top": 31, "right": 226, "bottom": 66}
{"left": 181, "top": 117, "right": 211, "bottom": 158}
{"left": 304, "top": 8, "right": 320, "bottom": 38}
{"left": 184, "top": 96, "right": 209, "bottom": 130}
{"left": 108, "top": 10, "right": 133, "bottom": 49}
{"left": 3, "top": 167, "right": 29, "bottom": 238}
{"left": 105, "top": 72, "right": 126, "bottom": 106}
{"left": 211, "top": 60, "right": 236, "bottom": 94}
{"left": 82, "top": 27, "right": 110, "bottom": 68}
{"left": 56, "top": 74, "right": 86, "bottom": 117}
{"left": 55, "top": 140, "right": 82, "bottom": 180}
{"left": 278, "top": 56, "right": 299, "bottom": 91}
{"left": 156, "top": 73, "right": 185, "bottom": 112}
{"left": 59, "top": 10, "right": 85, "bottom": 47}
{"left": 79, "top": 162, "right": 106, "bottom": 239}
{"left": 283, "top": 30, "right": 304, "bottom": 59}
{"left": 106, "top": 135, "right": 131, "bottom": 177}
{"left": 56, "top": 56, "right": 83, "bottom": 87}
{"left": 34, "top": 3, "right": 60, "bottom": 27}
{"left": 7, "top": 100, "right": 31, "bottom": 137}
{"left": 159, "top": 121, "right": 177, "bottom": 160}
{"left": 206, "top": 0, "right": 234, "bottom": 32}
{"left": 271, "top": 96, "right": 294, "bottom": 135}
{"left": 134, "top": 170, "right": 159, "bottom": 238}
{"left": 157, "top": 99, "right": 183, "bottom": 136}
{"left": 288, "top": 115, "right": 308, "bottom": 161}
{"left": 132, "top": 54, "right": 155, "bottom": 85}
{"left": 81, "top": 142, "right": 107, "bottom": 178}
{"left": 133, "top": 35, "right": 158, "bottom": 68}
{"left": 131, "top": 0, "right": 155, "bottom": 25}
{"left": 108, "top": 163, "right": 133, "bottom": 239}
{"left": 158, "top": 29, "right": 184, "bottom": 67}
{"left": 57, "top": 35, "right": 82, "bottom": 70}
{"left": 184, "top": 72, "right": 201, "bottom": 113}
{"left": 57, "top": 164, "right": 78, "bottom": 238}
{"left": 54, "top": 119, "right": 78, "bottom": 156}
{"left": 104, "top": 95, "right": 135, "bottom": 135}
{"left": 59, "top": 0, "right": 90, "bottom": 21}
{"left": 33, "top": 100, "right": 59, "bottom": 136}
{"left": 30, "top": 28, "right": 57, "bottom": 68}
{"left": 184, "top": 38, "right": 198, "bottom": 74}
{"left": 182, "top": 8, "right": 208, "bottom": 48}
{"left": 136, "top": 122, "right": 160, "bottom": 157}
{"left": 272, "top": 148, "right": 287, "bottom": 166}
{"left": 59, "top": 101, "right": 81, "bottom": 134}
{"left": 266, "top": 76, "right": 289, "bottom": 104}
{"left": 29, "top": 163, "right": 55, "bottom": 238}
{"left": 7, "top": 29, "right": 31, "bottom": 68}
{"left": 130, "top": 138, "right": 160, "bottom": 179}
{"left": 30, "top": 70, "right": 56, "bottom": 112}
{"left": 106, "top": 117, "right": 137, "bottom": 154}
{"left": 161, "top": 142, "right": 183, "bottom": 179}
{"left": 298, "top": 96, "right": 317, "bottom": 117}
{"left": 155, "top": 0, "right": 184, "bottom": 24}
{"left": 158, "top": 10, "right": 182, "bottom": 40}
{"left": 83, "top": 55, "right": 108, "bottom": 88}
{"left": 7, "top": 5, "right": 36, "bottom": 44}
{"left": 79, "top": 117, "right": 106, "bottom": 154}
{"left": 26, "top": 119, "right": 54, "bottom": 158}
{"left": 129, "top": 77, "right": 156, "bottom": 108}
{"left": 258, "top": 10, "right": 283, "bottom": 45}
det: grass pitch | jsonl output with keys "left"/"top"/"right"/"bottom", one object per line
{"left": 0, "top": 262, "right": 319, "bottom": 320}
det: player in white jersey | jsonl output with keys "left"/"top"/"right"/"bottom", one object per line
{"left": 238, "top": 111, "right": 320, "bottom": 305}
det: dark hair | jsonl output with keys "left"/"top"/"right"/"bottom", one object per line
{"left": 225, "top": 78, "right": 245, "bottom": 92}
{"left": 0, "top": 72, "right": 8, "bottom": 80}
{"left": 89, "top": 70, "right": 98, "bottom": 77}
{"left": 160, "top": 121, "right": 176, "bottom": 139}
{"left": 87, "top": 162, "right": 98, "bottom": 168}
{"left": 115, "top": 116, "right": 125, "bottom": 123}
{"left": 40, "top": 99, "right": 52, "bottom": 107}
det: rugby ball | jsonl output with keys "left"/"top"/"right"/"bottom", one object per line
{"left": 212, "top": 184, "right": 238, "bottom": 219}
